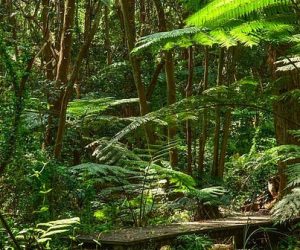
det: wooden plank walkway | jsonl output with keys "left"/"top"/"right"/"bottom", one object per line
{"left": 99, "top": 215, "right": 270, "bottom": 244}
{"left": 76, "top": 215, "right": 300, "bottom": 249}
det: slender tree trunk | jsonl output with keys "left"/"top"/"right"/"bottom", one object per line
{"left": 186, "top": 47, "right": 194, "bottom": 175}
{"left": 139, "top": 0, "right": 146, "bottom": 36}
{"left": 42, "top": 0, "right": 55, "bottom": 149}
{"left": 146, "top": 61, "right": 164, "bottom": 101}
{"left": 84, "top": 0, "right": 92, "bottom": 77}
{"left": 198, "top": 46, "right": 209, "bottom": 175}
{"left": 119, "top": 0, "right": 155, "bottom": 144}
{"left": 212, "top": 48, "right": 225, "bottom": 177}
{"left": 216, "top": 47, "right": 238, "bottom": 178}
{"left": 153, "top": 0, "right": 178, "bottom": 166}
{"left": 0, "top": 212, "right": 21, "bottom": 250}
{"left": 104, "top": 5, "right": 112, "bottom": 65}
{"left": 56, "top": 0, "right": 65, "bottom": 50}
{"left": 217, "top": 111, "right": 231, "bottom": 178}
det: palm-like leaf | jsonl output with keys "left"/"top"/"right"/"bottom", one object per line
{"left": 186, "top": 0, "right": 291, "bottom": 27}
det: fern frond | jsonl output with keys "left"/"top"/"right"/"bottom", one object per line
{"left": 188, "top": 186, "right": 227, "bottom": 202}
{"left": 92, "top": 79, "right": 262, "bottom": 157}
{"left": 132, "top": 27, "right": 205, "bottom": 54}
{"left": 70, "top": 163, "right": 139, "bottom": 180}
{"left": 230, "top": 20, "right": 294, "bottom": 47}
{"left": 272, "top": 188, "right": 300, "bottom": 222}
{"left": 67, "top": 97, "right": 139, "bottom": 116}
{"left": 151, "top": 163, "right": 196, "bottom": 189}
{"left": 286, "top": 163, "right": 300, "bottom": 189}
{"left": 186, "top": 0, "right": 291, "bottom": 27}
{"left": 276, "top": 55, "right": 300, "bottom": 72}
{"left": 133, "top": 19, "right": 293, "bottom": 53}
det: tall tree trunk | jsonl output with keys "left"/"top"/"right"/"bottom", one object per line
{"left": 55, "top": 0, "right": 65, "bottom": 50}
{"left": 139, "top": 0, "right": 146, "bottom": 36}
{"left": 104, "top": 5, "right": 112, "bottom": 65}
{"left": 212, "top": 48, "right": 225, "bottom": 177}
{"left": 217, "top": 111, "right": 231, "bottom": 178}
{"left": 198, "top": 46, "right": 209, "bottom": 175}
{"left": 186, "top": 47, "right": 194, "bottom": 175}
{"left": 217, "top": 47, "right": 238, "bottom": 178}
{"left": 153, "top": 0, "right": 178, "bottom": 166}
{"left": 54, "top": 1, "right": 101, "bottom": 158}
{"left": 53, "top": 0, "right": 76, "bottom": 159}
{"left": 146, "top": 61, "right": 164, "bottom": 101}
{"left": 42, "top": 0, "right": 55, "bottom": 149}
{"left": 119, "top": 0, "right": 155, "bottom": 144}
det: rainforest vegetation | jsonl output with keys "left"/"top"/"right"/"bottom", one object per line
{"left": 0, "top": 0, "right": 300, "bottom": 249}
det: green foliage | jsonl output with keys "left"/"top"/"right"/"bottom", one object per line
{"left": 186, "top": 0, "right": 291, "bottom": 27}
{"left": 15, "top": 217, "right": 80, "bottom": 249}
{"left": 133, "top": 20, "right": 293, "bottom": 53}
{"left": 176, "top": 234, "right": 213, "bottom": 250}
{"left": 91, "top": 78, "right": 266, "bottom": 155}
{"left": 70, "top": 162, "right": 139, "bottom": 185}
{"left": 273, "top": 187, "right": 300, "bottom": 222}
{"left": 188, "top": 186, "right": 227, "bottom": 203}
{"left": 276, "top": 55, "right": 300, "bottom": 72}
{"left": 67, "top": 97, "right": 139, "bottom": 116}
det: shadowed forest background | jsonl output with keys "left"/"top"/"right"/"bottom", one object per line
{"left": 0, "top": 0, "right": 300, "bottom": 249}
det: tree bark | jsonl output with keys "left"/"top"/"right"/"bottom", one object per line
{"left": 119, "top": 0, "right": 155, "bottom": 144}
{"left": 139, "top": 0, "right": 146, "bottom": 36}
{"left": 153, "top": 0, "right": 178, "bottom": 166}
{"left": 104, "top": 5, "right": 112, "bottom": 65}
{"left": 186, "top": 47, "right": 194, "bottom": 175}
{"left": 212, "top": 48, "right": 225, "bottom": 177}
{"left": 53, "top": 0, "right": 76, "bottom": 158}
{"left": 217, "top": 111, "right": 232, "bottom": 178}
{"left": 198, "top": 46, "right": 209, "bottom": 175}
{"left": 54, "top": 1, "right": 101, "bottom": 158}
{"left": 217, "top": 47, "right": 238, "bottom": 178}
{"left": 146, "top": 61, "right": 164, "bottom": 101}
{"left": 42, "top": 0, "right": 55, "bottom": 149}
